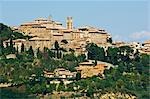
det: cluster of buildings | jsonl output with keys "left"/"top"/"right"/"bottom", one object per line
{"left": 44, "top": 68, "right": 76, "bottom": 79}
{"left": 3, "top": 16, "right": 149, "bottom": 55}
{"left": 111, "top": 40, "right": 150, "bottom": 55}
{"left": 44, "top": 68, "right": 76, "bottom": 84}
{"left": 43, "top": 60, "right": 113, "bottom": 84}
{"left": 76, "top": 60, "right": 113, "bottom": 78}
{"left": 9, "top": 16, "right": 111, "bottom": 55}
{"left": 139, "top": 40, "right": 150, "bottom": 54}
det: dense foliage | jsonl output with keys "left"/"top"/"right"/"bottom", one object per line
{"left": 66, "top": 53, "right": 150, "bottom": 98}
{"left": 86, "top": 43, "right": 105, "bottom": 61}
{"left": 0, "top": 23, "right": 149, "bottom": 98}
{"left": 0, "top": 23, "right": 32, "bottom": 55}
{"left": 0, "top": 23, "right": 31, "bottom": 41}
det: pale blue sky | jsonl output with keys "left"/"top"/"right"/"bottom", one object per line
{"left": 0, "top": 0, "right": 149, "bottom": 42}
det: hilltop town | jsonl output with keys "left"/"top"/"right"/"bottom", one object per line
{"left": 0, "top": 17, "right": 149, "bottom": 99}
{"left": 4, "top": 16, "right": 150, "bottom": 55}
{"left": 7, "top": 16, "right": 111, "bottom": 55}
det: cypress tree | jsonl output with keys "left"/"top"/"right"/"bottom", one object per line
{"left": 16, "top": 46, "right": 19, "bottom": 54}
{"left": 9, "top": 38, "right": 13, "bottom": 53}
{"left": 21, "top": 43, "right": 24, "bottom": 53}
{"left": 54, "top": 41, "right": 59, "bottom": 58}
{"left": 37, "top": 48, "right": 42, "bottom": 59}
{"left": 28, "top": 46, "right": 34, "bottom": 58}
{"left": 0, "top": 40, "right": 4, "bottom": 55}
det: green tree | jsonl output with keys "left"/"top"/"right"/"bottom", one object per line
{"left": 119, "top": 46, "right": 133, "bottom": 55}
{"left": 86, "top": 43, "right": 105, "bottom": 61}
{"left": 57, "top": 81, "right": 65, "bottom": 91}
{"left": 27, "top": 46, "right": 34, "bottom": 59}
{"left": 76, "top": 72, "right": 81, "bottom": 81}
{"left": 116, "top": 79, "right": 125, "bottom": 90}
{"left": 54, "top": 41, "right": 60, "bottom": 58}
{"left": 77, "top": 54, "right": 86, "bottom": 62}
{"left": 107, "top": 47, "right": 120, "bottom": 64}
{"left": 119, "top": 46, "right": 133, "bottom": 63}
{"left": 63, "top": 53, "right": 77, "bottom": 61}
{"left": 107, "top": 37, "right": 112, "bottom": 43}
{"left": 21, "top": 43, "right": 25, "bottom": 53}
{"left": 0, "top": 40, "right": 4, "bottom": 55}
{"left": 16, "top": 46, "right": 19, "bottom": 54}
{"left": 37, "top": 48, "right": 42, "bottom": 59}
{"left": 135, "top": 54, "right": 150, "bottom": 74}
{"left": 48, "top": 49, "right": 55, "bottom": 58}
{"left": 43, "top": 47, "right": 49, "bottom": 59}
{"left": 94, "top": 60, "right": 97, "bottom": 66}
{"left": 9, "top": 38, "right": 15, "bottom": 53}
{"left": 86, "top": 86, "right": 95, "bottom": 97}
{"left": 61, "top": 39, "right": 68, "bottom": 44}
{"left": 0, "top": 23, "right": 12, "bottom": 41}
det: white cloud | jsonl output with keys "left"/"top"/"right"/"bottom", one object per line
{"left": 130, "top": 31, "right": 150, "bottom": 40}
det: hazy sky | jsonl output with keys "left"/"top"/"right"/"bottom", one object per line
{"left": 0, "top": 0, "right": 149, "bottom": 42}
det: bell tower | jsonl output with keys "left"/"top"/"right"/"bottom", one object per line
{"left": 66, "top": 17, "right": 73, "bottom": 30}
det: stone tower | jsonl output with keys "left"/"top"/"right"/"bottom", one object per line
{"left": 66, "top": 17, "right": 73, "bottom": 30}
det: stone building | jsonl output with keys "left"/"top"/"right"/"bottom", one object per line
{"left": 76, "top": 60, "right": 111, "bottom": 78}
{"left": 78, "top": 26, "right": 111, "bottom": 45}
{"left": 44, "top": 68, "right": 77, "bottom": 79}
{"left": 11, "top": 16, "right": 111, "bottom": 54}
{"left": 140, "top": 40, "right": 150, "bottom": 54}
{"left": 3, "top": 39, "right": 26, "bottom": 52}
